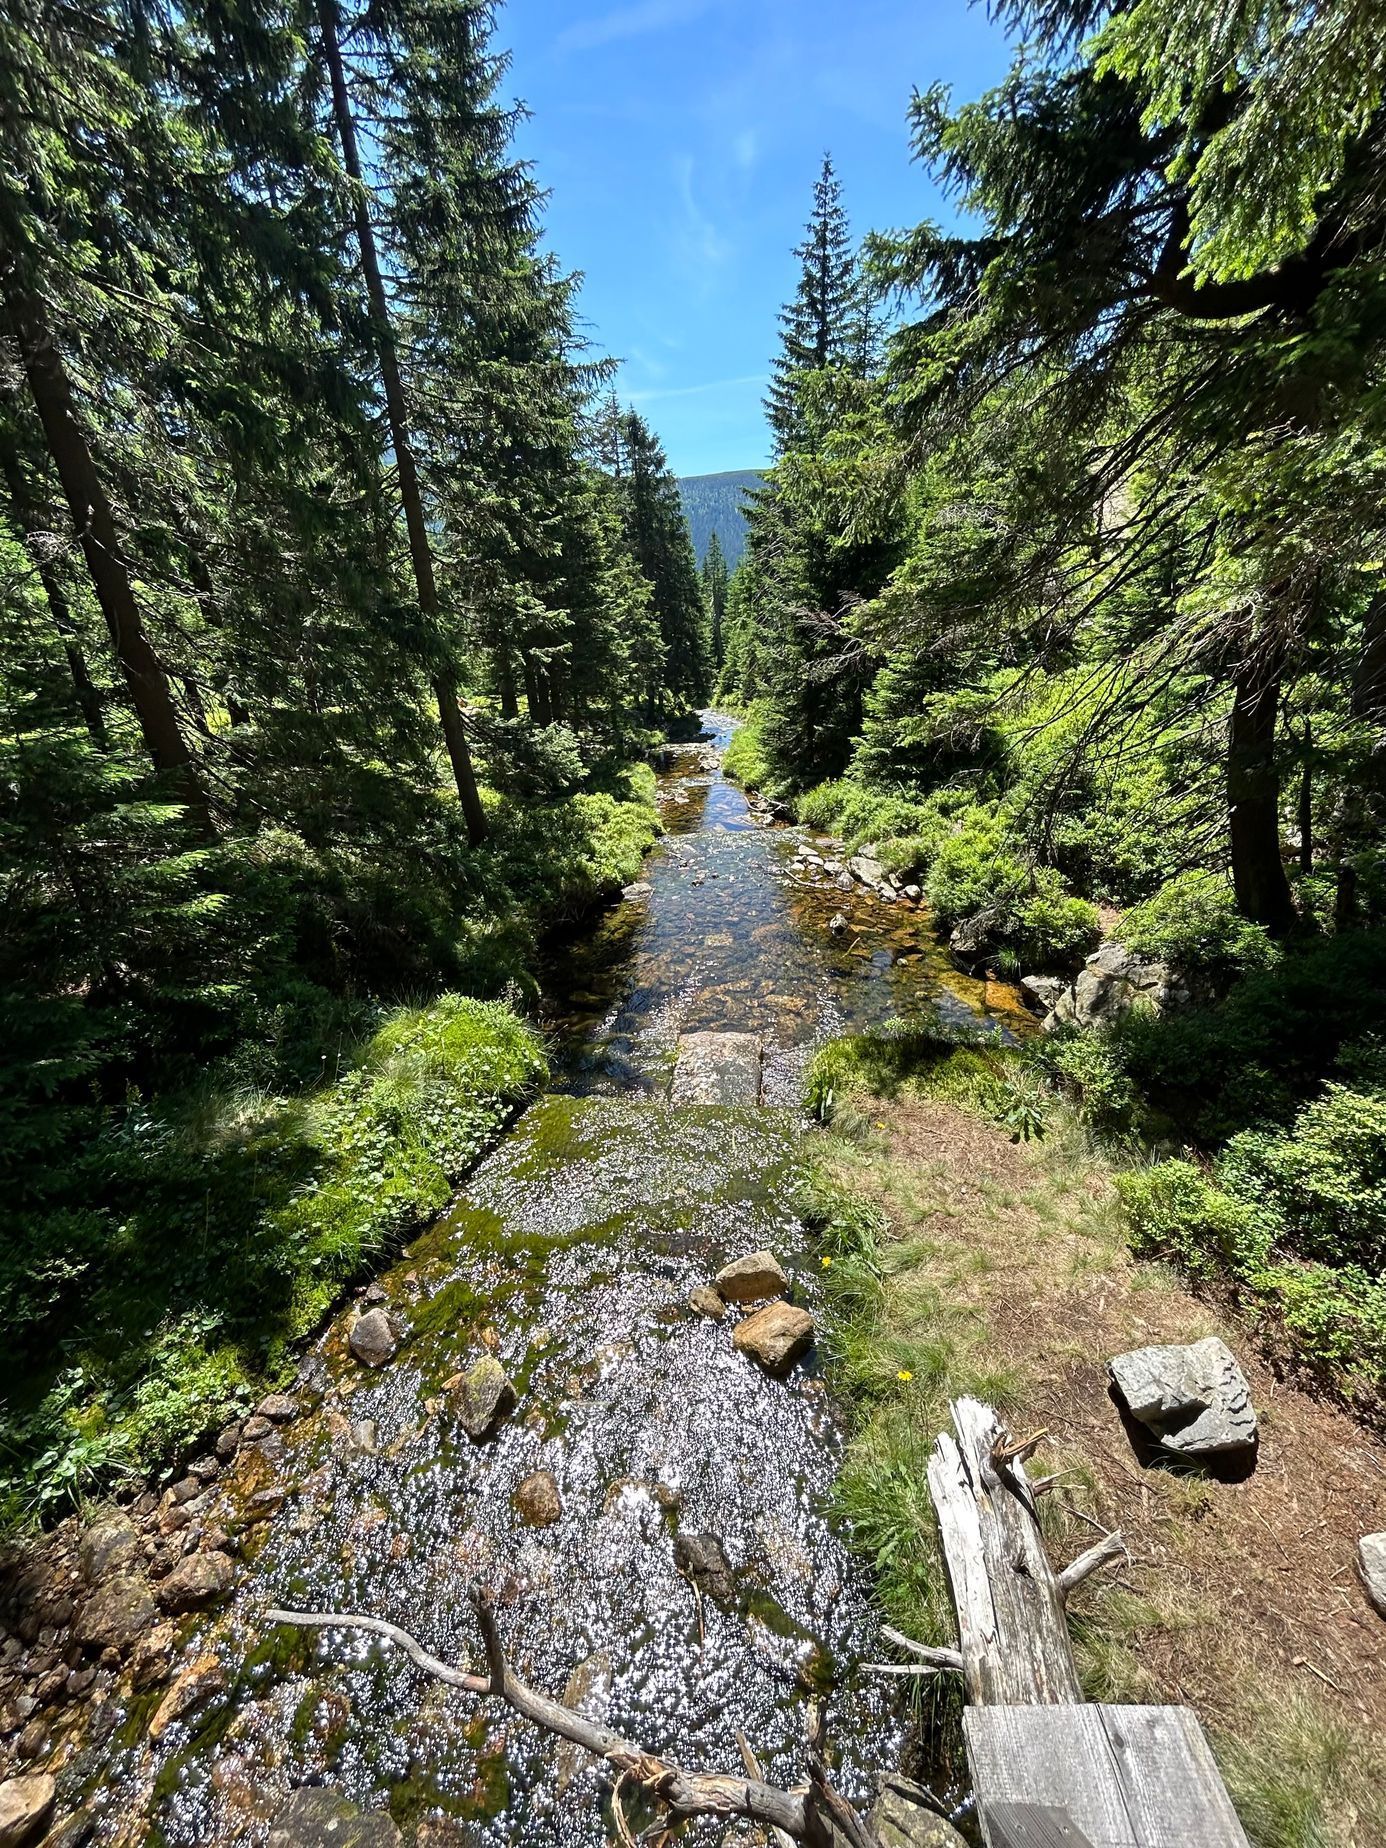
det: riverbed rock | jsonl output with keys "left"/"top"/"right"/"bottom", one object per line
{"left": 1108, "top": 1336, "right": 1257, "bottom": 1457}
{"left": 870, "top": 1774, "right": 967, "bottom": 1848}
{"left": 267, "top": 1787, "right": 400, "bottom": 1848}
{"left": 256, "top": 1392, "right": 298, "bottom": 1423}
{"left": 79, "top": 1512, "right": 140, "bottom": 1584}
{"left": 555, "top": 1653, "right": 612, "bottom": 1795}
{"left": 450, "top": 1357, "right": 516, "bottom": 1441}
{"left": 948, "top": 905, "right": 1004, "bottom": 965}
{"left": 1021, "top": 973, "right": 1066, "bottom": 1013}
{"left": 828, "top": 912, "right": 848, "bottom": 935}
{"left": 514, "top": 1471, "right": 562, "bottom": 1528}
{"left": 714, "top": 1250, "right": 788, "bottom": 1305}
{"left": 148, "top": 1653, "right": 225, "bottom": 1740}
{"left": 733, "top": 1301, "right": 815, "bottom": 1374}
{"left": 688, "top": 1284, "right": 727, "bottom": 1320}
{"left": 902, "top": 884, "right": 923, "bottom": 903}
{"left": 155, "top": 1550, "right": 237, "bottom": 1614}
{"left": 673, "top": 1531, "right": 737, "bottom": 1604}
{"left": 622, "top": 881, "right": 653, "bottom": 901}
{"left": 1358, "top": 1532, "right": 1386, "bottom": 1618}
{"left": 0, "top": 1773, "right": 55, "bottom": 1847}
{"left": 348, "top": 1308, "right": 402, "bottom": 1369}
{"left": 670, "top": 1031, "right": 762, "bottom": 1105}
{"left": 76, "top": 1570, "right": 156, "bottom": 1654}
{"left": 848, "top": 853, "right": 885, "bottom": 888}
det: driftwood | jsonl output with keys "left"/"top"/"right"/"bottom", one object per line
{"left": 269, "top": 1591, "right": 872, "bottom": 1846}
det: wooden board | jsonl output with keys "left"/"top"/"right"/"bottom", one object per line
{"left": 965, "top": 1704, "right": 1250, "bottom": 1848}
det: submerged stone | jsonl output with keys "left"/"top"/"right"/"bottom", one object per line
{"left": 673, "top": 1531, "right": 737, "bottom": 1605}
{"left": 714, "top": 1249, "right": 788, "bottom": 1305}
{"left": 348, "top": 1308, "right": 403, "bottom": 1369}
{"left": 450, "top": 1356, "right": 516, "bottom": 1441}
{"left": 733, "top": 1301, "right": 815, "bottom": 1374}
{"left": 514, "top": 1470, "right": 562, "bottom": 1528}
{"left": 688, "top": 1283, "right": 727, "bottom": 1320}
{"left": 670, "top": 1031, "right": 763, "bottom": 1105}
{"left": 156, "top": 1550, "right": 237, "bottom": 1614}
{"left": 267, "top": 1788, "right": 400, "bottom": 1847}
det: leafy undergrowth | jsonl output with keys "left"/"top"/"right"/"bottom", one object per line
{"left": 0, "top": 996, "right": 547, "bottom": 1529}
{"left": 0, "top": 766, "right": 660, "bottom": 1532}
{"left": 807, "top": 1055, "right": 1386, "bottom": 1848}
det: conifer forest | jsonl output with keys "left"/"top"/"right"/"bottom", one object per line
{"left": 3, "top": 3, "right": 1386, "bottom": 1845}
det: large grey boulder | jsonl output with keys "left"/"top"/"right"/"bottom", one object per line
{"left": 1042, "top": 939, "right": 1185, "bottom": 1032}
{"left": 733, "top": 1301, "right": 815, "bottom": 1374}
{"left": 848, "top": 853, "right": 886, "bottom": 889}
{"left": 670, "top": 1032, "right": 762, "bottom": 1105}
{"left": 1358, "top": 1532, "right": 1386, "bottom": 1618}
{"left": 714, "top": 1249, "right": 788, "bottom": 1305}
{"left": 268, "top": 1788, "right": 400, "bottom": 1847}
{"left": 0, "top": 1775, "right": 56, "bottom": 1848}
{"left": 870, "top": 1775, "right": 968, "bottom": 1848}
{"left": 1108, "top": 1336, "right": 1257, "bottom": 1457}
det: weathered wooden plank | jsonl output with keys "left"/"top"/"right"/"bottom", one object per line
{"left": 1098, "top": 1705, "right": 1249, "bottom": 1847}
{"left": 964, "top": 1706, "right": 1250, "bottom": 1848}
{"left": 965, "top": 1707, "right": 1136, "bottom": 1848}
{"left": 926, "top": 1396, "right": 1082, "bottom": 1705}
{"left": 987, "top": 1805, "right": 1097, "bottom": 1847}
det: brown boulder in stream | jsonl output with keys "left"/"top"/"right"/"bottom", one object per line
{"left": 714, "top": 1249, "right": 788, "bottom": 1305}
{"left": 513, "top": 1470, "right": 562, "bottom": 1527}
{"left": 733, "top": 1301, "right": 815, "bottom": 1374}
{"left": 0, "top": 1775, "right": 56, "bottom": 1848}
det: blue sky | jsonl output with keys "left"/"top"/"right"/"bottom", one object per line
{"left": 500, "top": 0, "right": 1015, "bottom": 477}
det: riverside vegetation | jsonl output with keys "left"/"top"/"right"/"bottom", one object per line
{"left": 5, "top": 0, "right": 1386, "bottom": 1844}
{"left": 718, "top": 0, "right": 1386, "bottom": 1423}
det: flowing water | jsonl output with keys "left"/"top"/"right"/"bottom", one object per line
{"left": 62, "top": 715, "right": 1025, "bottom": 1845}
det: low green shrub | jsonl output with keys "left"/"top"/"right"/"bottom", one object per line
{"left": 1117, "top": 1160, "right": 1266, "bottom": 1278}
{"left": 722, "top": 706, "right": 776, "bottom": 791}
{"left": 1118, "top": 871, "right": 1278, "bottom": 984}
{"left": 1028, "top": 1030, "right": 1141, "bottom": 1131}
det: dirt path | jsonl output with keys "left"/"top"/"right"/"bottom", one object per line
{"left": 830, "top": 1096, "right": 1386, "bottom": 1840}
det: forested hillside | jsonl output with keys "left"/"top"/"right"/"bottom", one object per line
{"left": 723, "top": 27, "right": 1386, "bottom": 1406}
{"left": 677, "top": 469, "right": 761, "bottom": 570}
{"left": 0, "top": 0, "right": 709, "bottom": 1519}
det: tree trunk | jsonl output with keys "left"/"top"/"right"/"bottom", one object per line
{"left": 1227, "top": 635, "right": 1294, "bottom": 934}
{"left": 317, "top": 0, "right": 487, "bottom": 846}
{"left": 498, "top": 654, "right": 518, "bottom": 720}
{"left": 1298, "top": 721, "right": 1313, "bottom": 875}
{"left": 0, "top": 429, "right": 106, "bottom": 746}
{"left": 1, "top": 275, "right": 206, "bottom": 823}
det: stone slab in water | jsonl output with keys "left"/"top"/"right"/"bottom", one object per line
{"left": 267, "top": 1789, "right": 399, "bottom": 1847}
{"left": 1109, "top": 1336, "right": 1257, "bottom": 1457}
{"left": 670, "top": 1031, "right": 763, "bottom": 1105}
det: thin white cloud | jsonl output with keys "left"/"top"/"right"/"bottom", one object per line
{"left": 556, "top": 0, "right": 712, "bottom": 54}
{"left": 733, "top": 128, "right": 758, "bottom": 172}
{"left": 674, "top": 153, "right": 732, "bottom": 273}
{"left": 625, "top": 373, "right": 767, "bottom": 404}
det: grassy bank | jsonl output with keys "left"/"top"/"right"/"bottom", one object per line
{"left": 0, "top": 768, "right": 660, "bottom": 1530}
{"left": 806, "top": 1037, "right": 1386, "bottom": 1848}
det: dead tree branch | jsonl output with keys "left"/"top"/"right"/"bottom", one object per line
{"left": 268, "top": 1592, "right": 868, "bottom": 1843}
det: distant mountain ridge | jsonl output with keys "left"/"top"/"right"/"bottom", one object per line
{"left": 677, "top": 469, "right": 762, "bottom": 573}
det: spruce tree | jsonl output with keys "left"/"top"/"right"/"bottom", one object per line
{"left": 764, "top": 154, "right": 861, "bottom": 456}
{"left": 612, "top": 411, "right": 710, "bottom": 713}
{"left": 701, "top": 531, "right": 730, "bottom": 672}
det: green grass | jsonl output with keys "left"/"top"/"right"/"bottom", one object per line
{"left": 721, "top": 703, "right": 775, "bottom": 791}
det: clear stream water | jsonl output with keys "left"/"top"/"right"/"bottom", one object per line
{"left": 65, "top": 716, "right": 1025, "bottom": 1845}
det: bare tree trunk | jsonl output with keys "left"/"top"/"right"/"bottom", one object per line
{"left": 0, "top": 428, "right": 106, "bottom": 746}
{"left": 317, "top": 0, "right": 488, "bottom": 846}
{"left": 1298, "top": 720, "right": 1313, "bottom": 875}
{"left": 2, "top": 273, "right": 207, "bottom": 826}
{"left": 498, "top": 654, "right": 518, "bottom": 719}
{"left": 1227, "top": 632, "right": 1294, "bottom": 934}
